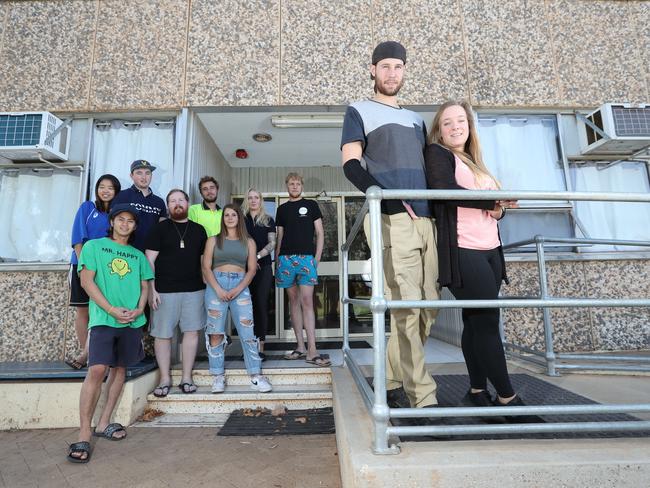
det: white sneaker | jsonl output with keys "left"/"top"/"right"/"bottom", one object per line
{"left": 211, "top": 375, "right": 225, "bottom": 393}
{"left": 251, "top": 375, "right": 272, "bottom": 393}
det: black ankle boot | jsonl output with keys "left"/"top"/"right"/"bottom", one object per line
{"left": 498, "top": 395, "right": 545, "bottom": 424}
{"left": 463, "top": 389, "right": 494, "bottom": 407}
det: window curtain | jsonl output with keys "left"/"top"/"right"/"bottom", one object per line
{"left": 478, "top": 116, "right": 566, "bottom": 201}
{"left": 90, "top": 120, "right": 175, "bottom": 198}
{"left": 477, "top": 116, "right": 572, "bottom": 246}
{"left": 572, "top": 162, "right": 650, "bottom": 251}
{"left": 0, "top": 170, "right": 80, "bottom": 262}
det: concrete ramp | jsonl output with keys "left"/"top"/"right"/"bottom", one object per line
{"left": 331, "top": 365, "right": 650, "bottom": 488}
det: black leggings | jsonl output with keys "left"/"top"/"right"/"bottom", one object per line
{"left": 249, "top": 265, "right": 273, "bottom": 342}
{"left": 449, "top": 247, "right": 514, "bottom": 398}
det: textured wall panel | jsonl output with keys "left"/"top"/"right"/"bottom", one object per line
{"left": 372, "top": 0, "right": 468, "bottom": 105}
{"left": 0, "top": 0, "right": 97, "bottom": 111}
{"left": 462, "top": 0, "right": 558, "bottom": 106}
{"left": 584, "top": 260, "right": 650, "bottom": 351}
{"left": 185, "top": 0, "right": 280, "bottom": 106}
{"left": 547, "top": 0, "right": 647, "bottom": 106}
{"left": 89, "top": 0, "right": 187, "bottom": 110}
{"left": 0, "top": 271, "right": 70, "bottom": 362}
{"left": 281, "top": 0, "right": 372, "bottom": 105}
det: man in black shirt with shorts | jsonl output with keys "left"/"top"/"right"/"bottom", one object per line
{"left": 145, "top": 189, "right": 207, "bottom": 396}
{"left": 275, "top": 172, "right": 329, "bottom": 366}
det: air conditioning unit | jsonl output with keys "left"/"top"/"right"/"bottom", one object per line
{"left": 577, "top": 103, "right": 650, "bottom": 156}
{"left": 0, "top": 112, "right": 70, "bottom": 161}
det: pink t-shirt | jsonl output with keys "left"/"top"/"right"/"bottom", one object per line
{"left": 454, "top": 155, "right": 501, "bottom": 250}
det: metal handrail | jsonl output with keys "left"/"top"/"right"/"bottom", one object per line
{"left": 340, "top": 187, "right": 650, "bottom": 454}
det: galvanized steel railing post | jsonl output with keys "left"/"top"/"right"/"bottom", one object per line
{"left": 341, "top": 249, "right": 350, "bottom": 352}
{"left": 535, "top": 235, "right": 559, "bottom": 376}
{"left": 366, "top": 186, "right": 398, "bottom": 454}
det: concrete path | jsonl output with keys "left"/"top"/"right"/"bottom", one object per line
{"left": 0, "top": 428, "right": 341, "bottom": 488}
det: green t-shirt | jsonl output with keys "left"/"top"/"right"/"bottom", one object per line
{"left": 188, "top": 203, "right": 222, "bottom": 237}
{"left": 78, "top": 237, "right": 154, "bottom": 328}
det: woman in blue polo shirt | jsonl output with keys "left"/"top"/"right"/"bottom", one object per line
{"left": 66, "top": 174, "right": 121, "bottom": 369}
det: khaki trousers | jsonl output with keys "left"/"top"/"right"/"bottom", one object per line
{"left": 364, "top": 213, "right": 440, "bottom": 407}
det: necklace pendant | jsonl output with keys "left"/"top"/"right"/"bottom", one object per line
{"left": 180, "top": 239, "right": 185, "bottom": 249}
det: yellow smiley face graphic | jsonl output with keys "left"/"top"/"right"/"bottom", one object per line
{"left": 109, "top": 258, "right": 131, "bottom": 278}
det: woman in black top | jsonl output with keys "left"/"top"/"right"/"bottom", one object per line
{"left": 242, "top": 187, "right": 276, "bottom": 360}
{"left": 424, "top": 100, "right": 540, "bottom": 423}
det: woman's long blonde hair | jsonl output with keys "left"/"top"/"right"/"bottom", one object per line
{"left": 428, "top": 100, "right": 500, "bottom": 188}
{"left": 241, "top": 187, "right": 272, "bottom": 227}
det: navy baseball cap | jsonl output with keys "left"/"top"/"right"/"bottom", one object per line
{"left": 109, "top": 203, "right": 139, "bottom": 222}
{"left": 130, "top": 159, "right": 156, "bottom": 173}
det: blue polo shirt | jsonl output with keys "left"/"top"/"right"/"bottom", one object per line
{"left": 112, "top": 185, "right": 167, "bottom": 251}
{"left": 70, "top": 200, "right": 111, "bottom": 265}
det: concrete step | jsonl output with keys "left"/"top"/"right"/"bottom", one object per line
{"left": 133, "top": 413, "right": 230, "bottom": 428}
{"left": 148, "top": 384, "right": 333, "bottom": 413}
{"left": 170, "top": 367, "right": 331, "bottom": 386}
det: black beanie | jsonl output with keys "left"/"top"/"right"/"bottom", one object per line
{"left": 371, "top": 41, "right": 406, "bottom": 65}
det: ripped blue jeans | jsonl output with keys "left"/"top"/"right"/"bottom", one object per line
{"left": 205, "top": 271, "right": 261, "bottom": 376}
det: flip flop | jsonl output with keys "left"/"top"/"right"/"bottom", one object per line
{"left": 178, "top": 382, "right": 197, "bottom": 394}
{"left": 153, "top": 384, "right": 170, "bottom": 398}
{"left": 283, "top": 350, "right": 306, "bottom": 360}
{"left": 93, "top": 423, "right": 127, "bottom": 441}
{"left": 305, "top": 354, "right": 331, "bottom": 366}
{"left": 67, "top": 441, "right": 91, "bottom": 463}
{"left": 65, "top": 358, "right": 87, "bottom": 370}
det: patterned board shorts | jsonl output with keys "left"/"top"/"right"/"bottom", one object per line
{"left": 275, "top": 254, "right": 318, "bottom": 288}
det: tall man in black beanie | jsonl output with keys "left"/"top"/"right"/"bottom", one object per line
{"left": 340, "top": 41, "right": 440, "bottom": 410}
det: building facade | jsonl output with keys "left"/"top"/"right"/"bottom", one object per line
{"left": 0, "top": 0, "right": 648, "bottom": 362}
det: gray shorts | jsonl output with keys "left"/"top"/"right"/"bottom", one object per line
{"left": 150, "top": 290, "right": 206, "bottom": 339}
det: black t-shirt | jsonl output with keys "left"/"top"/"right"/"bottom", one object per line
{"left": 144, "top": 219, "right": 207, "bottom": 293}
{"left": 245, "top": 214, "right": 276, "bottom": 267}
{"left": 276, "top": 198, "right": 322, "bottom": 256}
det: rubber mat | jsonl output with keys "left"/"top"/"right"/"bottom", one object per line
{"left": 217, "top": 407, "right": 335, "bottom": 436}
{"left": 371, "top": 374, "right": 650, "bottom": 441}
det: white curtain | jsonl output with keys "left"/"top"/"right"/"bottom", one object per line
{"left": 0, "top": 170, "right": 80, "bottom": 262}
{"left": 90, "top": 120, "right": 175, "bottom": 198}
{"left": 478, "top": 116, "right": 566, "bottom": 200}
{"left": 572, "top": 162, "right": 650, "bottom": 251}
{"left": 477, "top": 116, "right": 572, "bottom": 245}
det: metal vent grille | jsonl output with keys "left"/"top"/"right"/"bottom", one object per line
{"left": 611, "top": 106, "right": 650, "bottom": 137}
{"left": 0, "top": 114, "right": 42, "bottom": 146}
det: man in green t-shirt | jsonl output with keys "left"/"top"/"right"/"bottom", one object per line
{"left": 67, "top": 204, "right": 153, "bottom": 464}
{"left": 188, "top": 175, "right": 222, "bottom": 236}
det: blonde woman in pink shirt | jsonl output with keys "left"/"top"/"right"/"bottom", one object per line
{"left": 424, "top": 101, "right": 540, "bottom": 423}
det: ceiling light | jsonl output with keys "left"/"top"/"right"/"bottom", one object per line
{"left": 271, "top": 114, "right": 344, "bottom": 129}
{"left": 252, "top": 132, "right": 272, "bottom": 142}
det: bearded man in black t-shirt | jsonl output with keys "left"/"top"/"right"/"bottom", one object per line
{"left": 145, "top": 189, "right": 207, "bottom": 397}
{"left": 275, "top": 173, "right": 329, "bottom": 366}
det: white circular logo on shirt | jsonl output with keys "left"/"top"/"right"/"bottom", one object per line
{"left": 299, "top": 207, "right": 308, "bottom": 215}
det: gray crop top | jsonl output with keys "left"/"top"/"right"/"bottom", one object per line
{"left": 212, "top": 238, "right": 248, "bottom": 269}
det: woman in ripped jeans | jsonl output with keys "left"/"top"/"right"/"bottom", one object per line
{"left": 202, "top": 204, "right": 272, "bottom": 393}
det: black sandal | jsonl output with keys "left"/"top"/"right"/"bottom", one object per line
{"left": 178, "top": 382, "right": 197, "bottom": 394}
{"left": 67, "top": 441, "right": 91, "bottom": 463}
{"left": 93, "top": 423, "right": 127, "bottom": 441}
{"left": 153, "top": 384, "right": 170, "bottom": 398}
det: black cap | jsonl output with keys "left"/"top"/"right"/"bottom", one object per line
{"left": 109, "top": 203, "right": 139, "bottom": 222}
{"left": 130, "top": 159, "right": 156, "bottom": 173}
{"left": 372, "top": 41, "right": 406, "bottom": 65}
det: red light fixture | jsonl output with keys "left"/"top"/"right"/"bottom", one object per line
{"left": 235, "top": 148, "right": 248, "bottom": 159}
